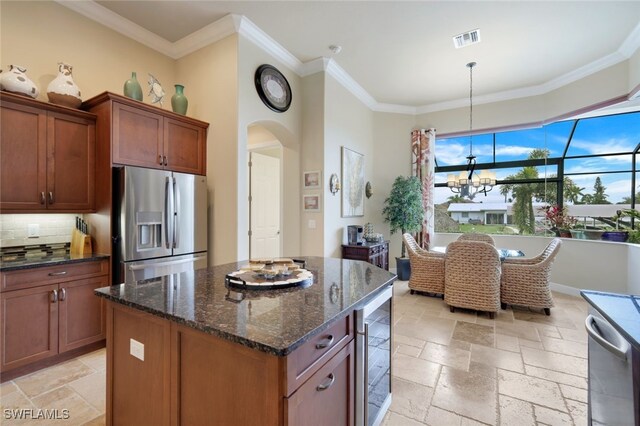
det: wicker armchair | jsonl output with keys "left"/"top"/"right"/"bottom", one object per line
{"left": 444, "top": 241, "right": 501, "bottom": 318}
{"left": 500, "top": 238, "right": 562, "bottom": 316}
{"left": 402, "top": 233, "right": 445, "bottom": 296}
{"left": 457, "top": 233, "right": 495, "bottom": 246}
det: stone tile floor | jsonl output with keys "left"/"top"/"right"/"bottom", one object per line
{"left": 382, "top": 280, "right": 589, "bottom": 426}
{"left": 0, "top": 280, "right": 589, "bottom": 425}
{"left": 1, "top": 349, "right": 106, "bottom": 425}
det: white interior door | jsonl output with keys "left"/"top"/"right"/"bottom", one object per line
{"left": 250, "top": 152, "right": 281, "bottom": 259}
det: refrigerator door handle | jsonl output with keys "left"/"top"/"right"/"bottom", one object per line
{"left": 173, "top": 177, "right": 180, "bottom": 249}
{"left": 164, "top": 176, "right": 174, "bottom": 249}
{"left": 585, "top": 314, "right": 630, "bottom": 360}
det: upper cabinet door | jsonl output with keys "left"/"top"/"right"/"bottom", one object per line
{"left": 164, "top": 118, "right": 206, "bottom": 175}
{"left": 46, "top": 112, "right": 96, "bottom": 211}
{"left": 0, "top": 101, "right": 47, "bottom": 211}
{"left": 112, "top": 102, "right": 164, "bottom": 170}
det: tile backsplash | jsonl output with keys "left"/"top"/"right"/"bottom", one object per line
{"left": 0, "top": 214, "right": 79, "bottom": 248}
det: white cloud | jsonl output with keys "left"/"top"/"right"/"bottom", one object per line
{"left": 568, "top": 137, "right": 635, "bottom": 156}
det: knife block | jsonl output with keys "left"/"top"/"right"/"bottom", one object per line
{"left": 70, "top": 228, "right": 92, "bottom": 256}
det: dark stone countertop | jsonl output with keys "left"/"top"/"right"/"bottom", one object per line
{"left": 581, "top": 290, "right": 640, "bottom": 351}
{"left": 95, "top": 256, "right": 396, "bottom": 356}
{"left": 0, "top": 252, "right": 110, "bottom": 272}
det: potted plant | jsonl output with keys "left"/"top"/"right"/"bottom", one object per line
{"left": 540, "top": 204, "right": 576, "bottom": 238}
{"left": 382, "top": 176, "right": 424, "bottom": 280}
{"left": 605, "top": 209, "right": 640, "bottom": 243}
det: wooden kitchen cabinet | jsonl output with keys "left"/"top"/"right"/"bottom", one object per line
{"left": 0, "top": 259, "right": 108, "bottom": 381}
{"left": 342, "top": 241, "right": 389, "bottom": 271}
{"left": 0, "top": 92, "right": 96, "bottom": 212}
{"left": 285, "top": 342, "right": 354, "bottom": 426}
{"left": 84, "top": 92, "right": 208, "bottom": 175}
{"left": 105, "top": 302, "right": 354, "bottom": 425}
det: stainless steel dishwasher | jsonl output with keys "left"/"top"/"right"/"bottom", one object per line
{"left": 585, "top": 307, "right": 635, "bottom": 425}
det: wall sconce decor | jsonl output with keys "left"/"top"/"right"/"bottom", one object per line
{"left": 329, "top": 173, "right": 340, "bottom": 195}
{"left": 365, "top": 181, "right": 372, "bottom": 198}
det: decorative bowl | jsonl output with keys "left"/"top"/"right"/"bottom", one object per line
{"left": 583, "top": 230, "right": 606, "bottom": 240}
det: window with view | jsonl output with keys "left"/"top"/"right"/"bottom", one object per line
{"left": 434, "top": 111, "right": 639, "bottom": 237}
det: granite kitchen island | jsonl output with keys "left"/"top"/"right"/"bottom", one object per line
{"left": 95, "top": 256, "right": 395, "bottom": 425}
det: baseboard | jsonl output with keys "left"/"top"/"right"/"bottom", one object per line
{"left": 550, "top": 282, "right": 582, "bottom": 297}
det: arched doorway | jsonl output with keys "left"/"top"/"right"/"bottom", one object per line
{"left": 248, "top": 124, "right": 283, "bottom": 259}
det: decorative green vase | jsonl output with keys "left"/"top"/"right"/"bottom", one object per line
{"left": 171, "top": 84, "right": 188, "bottom": 115}
{"left": 123, "top": 72, "right": 142, "bottom": 101}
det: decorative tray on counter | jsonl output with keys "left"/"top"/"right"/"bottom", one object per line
{"left": 224, "top": 258, "right": 313, "bottom": 290}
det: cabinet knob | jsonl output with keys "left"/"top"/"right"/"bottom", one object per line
{"left": 316, "top": 373, "right": 335, "bottom": 391}
{"left": 51, "top": 289, "right": 58, "bottom": 303}
{"left": 40, "top": 192, "right": 46, "bottom": 205}
{"left": 315, "top": 335, "right": 334, "bottom": 349}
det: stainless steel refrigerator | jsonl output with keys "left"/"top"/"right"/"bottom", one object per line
{"left": 113, "top": 166, "right": 208, "bottom": 284}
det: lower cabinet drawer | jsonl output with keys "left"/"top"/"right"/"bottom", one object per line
{"left": 285, "top": 341, "right": 354, "bottom": 426}
{"left": 1, "top": 259, "right": 109, "bottom": 292}
{"left": 285, "top": 314, "right": 353, "bottom": 395}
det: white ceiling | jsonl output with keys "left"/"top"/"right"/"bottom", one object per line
{"left": 70, "top": 1, "right": 640, "bottom": 111}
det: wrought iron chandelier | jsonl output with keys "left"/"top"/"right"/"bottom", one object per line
{"left": 447, "top": 62, "right": 496, "bottom": 198}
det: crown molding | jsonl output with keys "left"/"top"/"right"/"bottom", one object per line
{"left": 55, "top": 0, "right": 175, "bottom": 57}
{"left": 171, "top": 14, "right": 240, "bottom": 59}
{"left": 58, "top": 1, "right": 640, "bottom": 115}
{"left": 619, "top": 21, "right": 640, "bottom": 58}
{"left": 299, "top": 57, "right": 330, "bottom": 76}
{"left": 237, "top": 16, "right": 303, "bottom": 74}
{"left": 325, "top": 59, "right": 377, "bottom": 110}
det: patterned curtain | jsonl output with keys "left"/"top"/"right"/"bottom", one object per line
{"left": 411, "top": 129, "right": 436, "bottom": 249}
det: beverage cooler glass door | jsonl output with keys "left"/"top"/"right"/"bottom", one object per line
{"left": 356, "top": 285, "right": 392, "bottom": 426}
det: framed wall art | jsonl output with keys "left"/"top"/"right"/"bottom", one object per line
{"left": 303, "top": 194, "right": 321, "bottom": 212}
{"left": 303, "top": 170, "right": 321, "bottom": 189}
{"left": 341, "top": 147, "right": 364, "bottom": 217}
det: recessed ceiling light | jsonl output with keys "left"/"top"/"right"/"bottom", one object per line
{"left": 453, "top": 29, "right": 481, "bottom": 49}
{"left": 329, "top": 45, "right": 342, "bottom": 54}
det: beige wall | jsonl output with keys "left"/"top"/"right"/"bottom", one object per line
{"left": 371, "top": 112, "right": 418, "bottom": 262}
{"left": 176, "top": 35, "right": 239, "bottom": 265}
{"left": 0, "top": 1, "right": 175, "bottom": 108}
{"left": 237, "top": 34, "right": 303, "bottom": 260}
{"left": 301, "top": 72, "right": 325, "bottom": 256}
{"left": 323, "top": 74, "right": 375, "bottom": 258}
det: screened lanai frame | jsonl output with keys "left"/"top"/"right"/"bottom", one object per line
{"left": 434, "top": 110, "right": 640, "bottom": 211}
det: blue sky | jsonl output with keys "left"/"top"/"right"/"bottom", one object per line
{"left": 435, "top": 111, "right": 639, "bottom": 204}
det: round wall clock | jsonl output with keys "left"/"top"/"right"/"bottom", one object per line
{"left": 255, "top": 64, "right": 292, "bottom": 113}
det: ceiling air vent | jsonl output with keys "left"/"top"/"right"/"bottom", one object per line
{"left": 453, "top": 29, "right": 481, "bottom": 49}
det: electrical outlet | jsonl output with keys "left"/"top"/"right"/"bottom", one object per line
{"left": 27, "top": 224, "right": 40, "bottom": 238}
{"left": 130, "top": 338, "right": 144, "bottom": 361}
{"left": 308, "top": 219, "right": 316, "bottom": 229}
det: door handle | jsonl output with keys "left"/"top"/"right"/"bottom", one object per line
{"left": 585, "top": 314, "right": 630, "bottom": 360}
{"left": 48, "top": 192, "right": 54, "bottom": 204}
{"left": 158, "top": 154, "right": 163, "bottom": 165}
{"left": 164, "top": 177, "right": 171, "bottom": 249}
{"left": 60, "top": 288, "right": 66, "bottom": 301}
{"left": 173, "top": 177, "right": 179, "bottom": 249}
{"left": 40, "top": 192, "right": 46, "bottom": 204}
{"left": 51, "top": 289, "right": 58, "bottom": 303}
{"left": 48, "top": 271, "right": 67, "bottom": 276}
{"left": 316, "top": 373, "right": 335, "bottom": 391}
{"left": 163, "top": 156, "right": 168, "bottom": 166}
